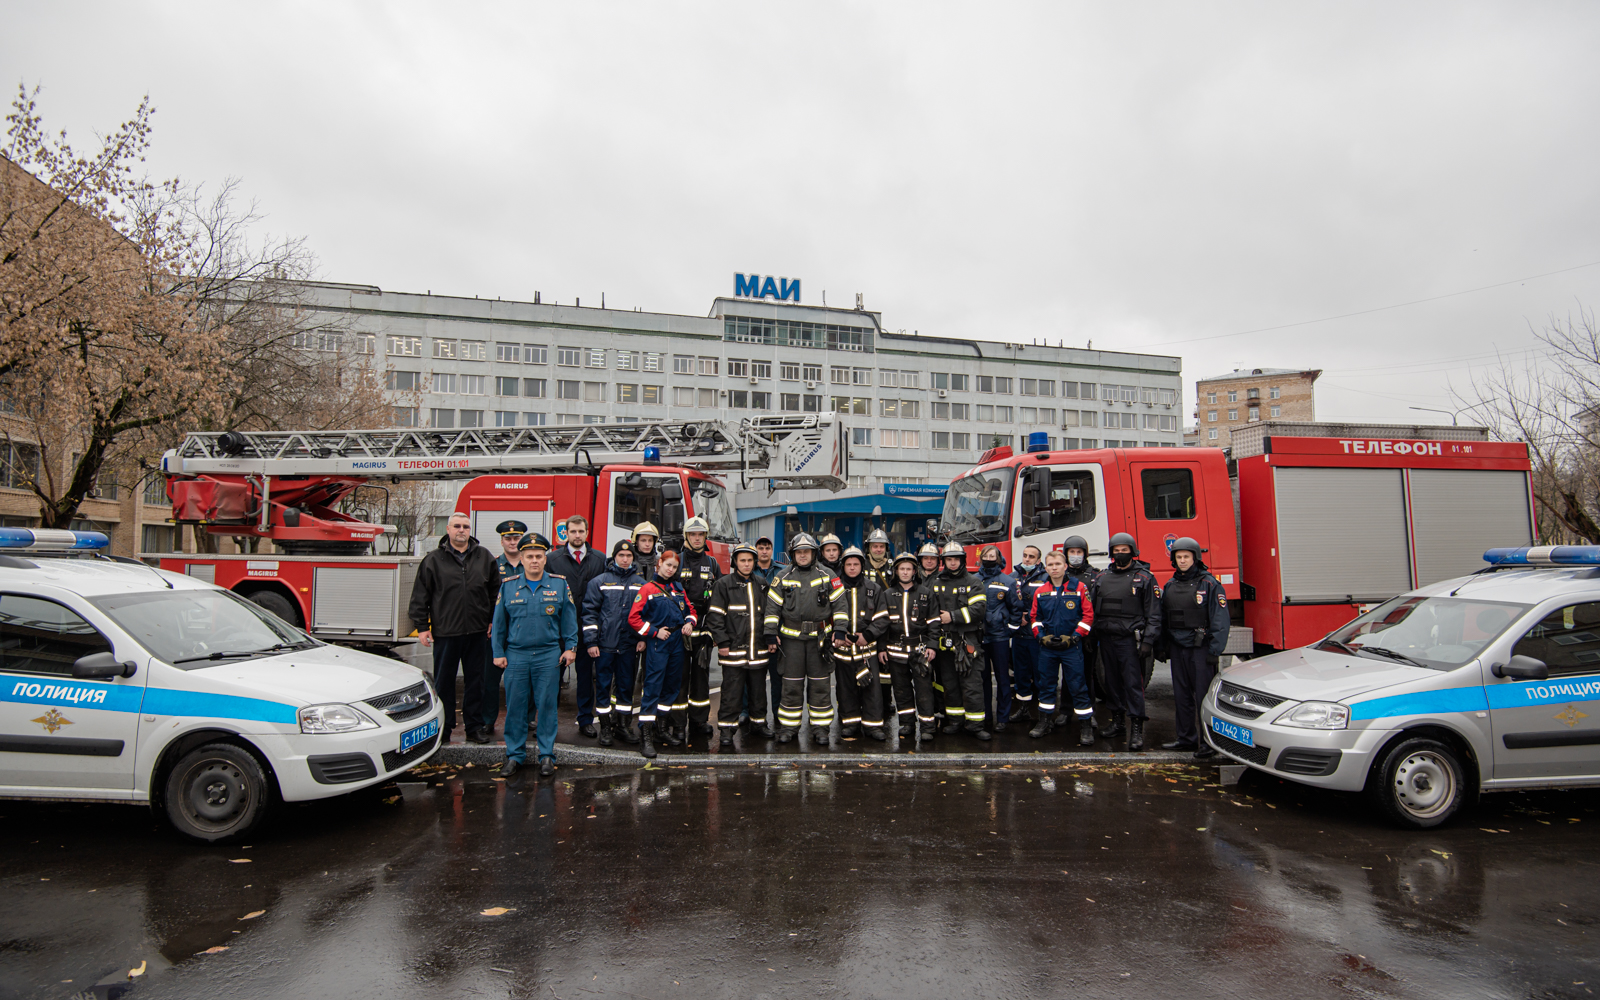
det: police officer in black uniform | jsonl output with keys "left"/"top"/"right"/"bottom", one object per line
{"left": 1156, "top": 537, "right": 1228, "bottom": 759}
{"left": 1093, "top": 532, "right": 1157, "bottom": 751}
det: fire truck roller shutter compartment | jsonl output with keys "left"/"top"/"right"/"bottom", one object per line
{"left": 1275, "top": 467, "right": 1412, "bottom": 602}
{"left": 1407, "top": 469, "right": 1534, "bottom": 586}
{"left": 313, "top": 566, "right": 401, "bottom": 638}
{"left": 473, "top": 509, "right": 549, "bottom": 548}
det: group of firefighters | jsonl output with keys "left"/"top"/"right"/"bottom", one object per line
{"left": 480, "top": 510, "right": 1232, "bottom": 772}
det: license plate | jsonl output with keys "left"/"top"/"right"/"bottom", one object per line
{"left": 400, "top": 718, "right": 440, "bottom": 754}
{"left": 1211, "top": 716, "right": 1253, "bottom": 747}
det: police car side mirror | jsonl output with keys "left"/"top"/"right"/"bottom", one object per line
{"left": 1494, "top": 655, "right": 1548, "bottom": 680}
{"left": 73, "top": 651, "right": 137, "bottom": 679}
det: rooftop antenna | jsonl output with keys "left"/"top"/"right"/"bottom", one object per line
{"left": 535, "top": 291, "right": 541, "bottom": 304}
{"left": 602, "top": 292, "right": 606, "bottom": 308}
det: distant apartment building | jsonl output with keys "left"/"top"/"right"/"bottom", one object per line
{"left": 1192, "top": 367, "right": 1321, "bottom": 449}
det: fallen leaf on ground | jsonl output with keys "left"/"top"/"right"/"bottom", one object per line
{"left": 128, "top": 961, "right": 146, "bottom": 978}
{"left": 480, "top": 907, "right": 514, "bottom": 916}
{"left": 229, "top": 859, "right": 251, "bottom": 864}
{"left": 202, "top": 946, "right": 229, "bottom": 954}
{"left": 239, "top": 911, "right": 265, "bottom": 921}
{"left": 1430, "top": 850, "right": 1451, "bottom": 859}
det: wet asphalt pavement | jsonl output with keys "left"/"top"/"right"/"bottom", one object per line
{"left": 3, "top": 758, "right": 1596, "bottom": 1000}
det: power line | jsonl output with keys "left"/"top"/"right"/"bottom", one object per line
{"left": 1145, "top": 258, "right": 1600, "bottom": 348}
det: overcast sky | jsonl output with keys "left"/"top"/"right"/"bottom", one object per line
{"left": 6, "top": 2, "right": 1599, "bottom": 426}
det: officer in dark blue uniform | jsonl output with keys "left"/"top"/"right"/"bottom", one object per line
{"left": 492, "top": 532, "right": 578, "bottom": 777}
{"left": 1093, "top": 532, "right": 1158, "bottom": 751}
{"left": 1156, "top": 537, "right": 1229, "bottom": 759}
{"left": 494, "top": 519, "right": 529, "bottom": 583}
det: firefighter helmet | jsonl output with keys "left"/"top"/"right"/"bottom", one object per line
{"left": 731, "top": 542, "right": 758, "bottom": 560}
{"left": 789, "top": 532, "right": 819, "bottom": 553}
{"left": 893, "top": 550, "right": 920, "bottom": 568}
{"left": 841, "top": 545, "right": 865, "bottom": 566}
{"left": 632, "top": 521, "right": 659, "bottom": 541}
{"left": 820, "top": 532, "right": 842, "bottom": 549}
{"left": 941, "top": 540, "right": 966, "bottom": 558}
{"left": 865, "top": 528, "right": 890, "bottom": 547}
{"left": 1063, "top": 534, "right": 1090, "bottom": 553}
{"left": 917, "top": 542, "right": 940, "bottom": 559}
{"left": 683, "top": 515, "right": 710, "bottom": 534}
{"left": 1108, "top": 532, "right": 1139, "bottom": 557}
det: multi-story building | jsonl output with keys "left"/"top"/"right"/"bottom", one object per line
{"left": 1192, "top": 367, "right": 1321, "bottom": 449}
{"left": 286, "top": 280, "right": 1185, "bottom": 547}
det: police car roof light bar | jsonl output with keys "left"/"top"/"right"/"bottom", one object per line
{"left": 0, "top": 528, "right": 110, "bottom": 550}
{"left": 1483, "top": 546, "right": 1600, "bottom": 566}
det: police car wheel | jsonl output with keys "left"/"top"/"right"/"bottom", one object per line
{"left": 165, "top": 743, "right": 271, "bottom": 843}
{"left": 247, "top": 590, "right": 301, "bottom": 628}
{"left": 1367, "top": 737, "right": 1465, "bottom": 829}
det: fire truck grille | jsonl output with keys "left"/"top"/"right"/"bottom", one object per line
{"left": 366, "top": 681, "right": 433, "bottom": 723}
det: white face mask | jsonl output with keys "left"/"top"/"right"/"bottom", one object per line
{"left": 1067, "top": 553, "right": 1085, "bottom": 567}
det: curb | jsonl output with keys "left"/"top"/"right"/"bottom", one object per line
{"left": 432, "top": 742, "right": 1201, "bottom": 769}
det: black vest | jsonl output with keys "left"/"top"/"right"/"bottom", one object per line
{"left": 1096, "top": 567, "right": 1141, "bottom": 620}
{"left": 1161, "top": 573, "right": 1209, "bottom": 629}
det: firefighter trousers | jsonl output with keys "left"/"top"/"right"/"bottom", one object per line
{"left": 671, "top": 632, "right": 713, "bottom": 730}
{"left": 717, "top": 650, "right": 770, "bottom": 730}
{"left": 832, "top": 649, "right": 885, "bottom": 730}
{"left": 1100, "top": 631, "right": 1148, "bottom": 720}
{"left": 777, "top": 635, "right": 832, "bottom": 732}
{"left": 935, "top": 642, "right": 987, "bottom": 729}
{"left": 887, "top": 651, "right": 938, "bottom": 729}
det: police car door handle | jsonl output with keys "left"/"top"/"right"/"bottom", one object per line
{"left": 72, "top": 651, "right": 137, "bottom": 679}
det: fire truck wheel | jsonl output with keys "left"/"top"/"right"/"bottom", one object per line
{"left": 247, "top": 589, "right": 302, "bottom": 628}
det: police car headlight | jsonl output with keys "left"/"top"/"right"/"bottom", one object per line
{"left": 1275, "top": 701, "right": 1350, "bottom": 730}
{"left": 298, "top": 704, "right": 379, "bottom": 734}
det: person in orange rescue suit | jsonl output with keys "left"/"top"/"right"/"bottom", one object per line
{"left": 708, "top": 542, "right": 772, "bottom": 747}
{"left": 831, "top": 546, "right": 887, "bottom": 741}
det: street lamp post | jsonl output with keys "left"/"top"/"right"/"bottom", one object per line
{"left": 1409, "top": 406, "right": 1461, "bottom": 426}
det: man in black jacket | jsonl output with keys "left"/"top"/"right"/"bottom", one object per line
{"left": 546, "top": 515, "right": 608, "bottom": 738}
{"left": 409, "top": 512, "right": 500, "bottom": 744}
{"left": 675, "top": 515, "right": 724, "bottom": 742}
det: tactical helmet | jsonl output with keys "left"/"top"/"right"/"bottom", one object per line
{"left": 917, "top": 542, "right": 940, "bottom": 559}
{"left": 789, "top": 532, "right": 819, "bottom": 553}
{"left": 866, "top": 528, "right": 890, "bottom": 547}
{"left": 1063, "top": 534, "right": 1090, "bottom": 553}
{"left": 683, "top": 515, "right": 710, "bottom": 534}
{"left": 1108, "top": 532, "right": 1139, "bottom": 557}
{"left": 1169, "top": 536, "right": 1204, "bottom": 568}
{"left": 840, "top": 545, "right": 866, "bottom": 565}
{"left": 632, "top": 521, "right": 659, "bottom": 540}
{"left": 941, "top": 540, "right": 966, "bottom": 558}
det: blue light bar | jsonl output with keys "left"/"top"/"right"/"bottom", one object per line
{"left": 643, "top": 446, "right": 661, "bottom": 465}
{"left": 1483, "top": 546, "right": 1600, "bottom": 566}
{"left": 0, "top": 528, "right": 111, "bottom": 550}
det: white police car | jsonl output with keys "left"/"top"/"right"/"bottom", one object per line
{"left": 0, "top": 529, "right": 442, "bottom": 842}
{"left": 1203, "top": 546, "right": 1600, "bottom": 828}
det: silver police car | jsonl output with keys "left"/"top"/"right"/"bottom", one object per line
{"left": 1203, "top": 546, "right": 1600, "bottom": 828}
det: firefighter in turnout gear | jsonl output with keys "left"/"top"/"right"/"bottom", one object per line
{"left": 626, "top": 549, "right": 696, "bottom": 759}
{"left": 581, "top": 539, "right": 647, "bottom": 747}
{"left": 819, "top": 533, "right": 844, "bottom": 575}
{"left": 708, "top": 542, "right": 772, "bottom": 747}
{"left": 831, "top": 546, "right": 887, "bottom": 741}
{"left": 1156, "top": 537, "right": 1229, "bottom": 759}
{"left": 673, "top": 515, "right": 723, "bottom": 742}
{"left": 1028, "top": 549, "right": 1097, "bottom": 744}
{"left": 1009, "top": 544, "right": 1048, "bottom": 723}
{"left": 929, "top": 540, "right": 991, "bottom": 740}
{"left": 1094, "top": 532, "right": 1158, "bottom": 751}
{"left": 1055, "top": 534, "right": 1100, "bottom": 727}
{"left": 763, "top": 533, "right": 843, "bottom": 744}
{"left": 917, "top": 542, "right": 941, "bottom": 581}
{"left": 630, "top": 522, "right": 660, "bottom": 581}
{"left": 864, "top": 528, "right": 894, "bottom": 588}
{"left": 869, "top": 551, "right": 940, "bottom": 741}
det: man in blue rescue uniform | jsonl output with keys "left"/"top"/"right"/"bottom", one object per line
{"left": 494, "top": 519, "right": 529, "bottom": 583}
{"left": 1155, "top": 536, "right": 1229, "bottom": 759}
{"left": 492, "top": 532, "right": 578, "bottom": 777}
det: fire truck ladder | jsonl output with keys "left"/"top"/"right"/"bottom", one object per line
{"left": 162, "top": 414, "right": 848, "bottom": 492}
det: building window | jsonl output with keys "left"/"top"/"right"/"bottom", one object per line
{"left": 430, "top": 372, "right": 456, "bottom": 394}
{"left": 1207, "top": 392, "right": 1217, "bottom": 404}
{"left": 673, "top": 355, "right": 694, "bottom": 374}
{"left": 753, "top": 391, "right": 771, "bottom": 408}
{"left": 729, "top": 390, "right": 748, "bottom": 408}
{"left": 496, "top": 343, "right": 521, "bottom": 364}
{"left": 617, "top": 384, "right": 638, "bottom": 403}
{"left": 557, "top": 413, "right": 581, "bottom": 425}
{"left": 388, "top": 335, "right": 422, "bottom": 357}
{"left": 462, "top": 341, "right": 487, "bottom": 362}
{"left": 525, "top": 412, "right": 547, "bottom": 426}
{"left": 583, "top": 414, "right": 605, "bottom": 424}
{"left": 879, "top": 369, "right": 901, "bottom": 387}
{"left": 830, "top": 365, "right": 850, "bottom": 385}
{"left": 524, "top": 378, "right": 547, "bottom": 398}
{"left": 586, "top": 348, "right": 606, "bottom": 368}
{"left": 494, "top": 410, "right": 518, "bottom": 427}
{"left": 642, "top": 352, "right": 663, "bottom": 372}
{"left": 432, "top": 339, "right": 457, "bottom": 360}
{"left": 803, "top": 394, "right": 821, "bottom": 412}
{"left": 584, "top": 382, "right": 605, "bottom": 402}
{"left": 1247, "top": 388, "right": 1260, "bottom": 400}
{"left": 883, "top": 398, "right": 923, "bottom": 418}
{"left": 781, "top": 393, "right": 800, "bottom": 411}
{"left": 617, "top": 350, "right": 640, "bottom": 371}
{"left": 831, "top": 396, "right": 870, "bottom": 415}
{"left": 460, "top": 375, "right": 486, "bottom": 395}
{"left": 752, "top": 361, "right": 771, "bottom": 379}
{"left": 780, "top": 363, "right": 800, "bottom": 381}
{"left": 1020, "top": 406, "right": 1036, "bottom": 423}
{"left": 354, "top": 334, "right": 375, "bottom": 355}
{"left": 1227, "top": 409, "right": 1238, "bottom": 421}
{"left": 996, "top": 405, "right": 1013, "bottom": 422}
{"left": 1208, "top": 428, "right": 1218, "bottom": 440}
{"left": 495, "top": 376, "right": 519, "bottom": 396}
{"left": 292, "top": 331, "right": 343, "bottom": 351}
{"left": 557, "top": 348, "right": 582, "bottom": 367}
{"left": 852, "top": 367, "right": 872, "bottom": 386}
{"left": 557, "top": 380, "right": 580, "bottom": 400}
{"left": 1141, "top": 387, "right": 1179, "bottom": 406}
{"left": 931, "top": 373, "right": 970, "bottom": 391}
{"left": 977, "top": 376, "right": 1012, "bottom": 394}
{"left": 429, "top": 408, "right": 455, "bottom": 429}
{"left": 901, "top": 430, "right": 921, "bottom": 448}
{"left": 697, "top": 356, "right": 719, "bottom": 376}
{"left": 802, "top": 364, "right": 822, "bottom": 382}
{"left": 1227, "top": 390, "right": 1238, "bottom": 403}
{"left": 1248, "top": 408, "right": 1260, "bottom": 422}
{"left": 525, "top": 344, "right": 549, "bottom": 365}
{"left": 932, "top": 431, "right": 950, "bottom": 450}
{"left": 727, "top": 359, "right": 749, "bottom": 378}
{"left": 1270, "top": 405, "right": 1281, "bottom": 418}
{"left": 459, "top": 409, "right": 483, "bottom": 428}
{"left": 1207, "top": 411, "right": 1217, "bottom": 422}
{"left": 390, "top": 406, "right": 418, "bottom": 427}
{"left": 953, "top": 432, "right": 971, "bottom": 450}
{"left": 851, "top": 428, "right": 873, "bottom": 446}
{"left": 674, "top": 386, "right": 695, "bottom": 407}
{"left": 642, "top": 385, "right": 663, "bottom": 405}
{"left": 933, "top": 402, "right": 949, "bottom": 420}
{"left": 387, "top": 370, "right": 421, "bottom": 392}
{"left": 697, "top": 388, "right": 717, "bottom": 407}
{"left": 880, "top": 429, "right": 899, "bottom": 447}
{"left": 1039, "top": 408, "right": 1057, "bottom": 424}
{"left": 1269, "top": 386, "right": 1281, "bottom": 399}
{"left": 977, "top": 404, "right": 992, "bottom": 421}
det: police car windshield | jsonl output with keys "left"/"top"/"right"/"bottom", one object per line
{"left": 91, "top": 589, "right": 317, "bottom": 668}
{"left": 1322, "top": 595, "right": 1531, "bottom": 670}
{"left": 941, "top": 468, "right": 1014, "bottom": 543}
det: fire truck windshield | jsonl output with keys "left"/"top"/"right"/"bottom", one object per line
{"left": 940, "top": 468, "right": 1014, "bottom": 544}
{"left": 693, "top": 480, "right": 739, "bottom": 542}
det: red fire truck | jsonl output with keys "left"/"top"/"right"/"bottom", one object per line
{"left": 154, "top": 416, "right": 846, "bottom": 646}
{"left": 938, "top": 422, "right": 1534, "bottom": 655}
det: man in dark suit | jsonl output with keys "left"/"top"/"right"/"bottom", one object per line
{"left": 546, "top": 514, "right": 608, "bottom": 737}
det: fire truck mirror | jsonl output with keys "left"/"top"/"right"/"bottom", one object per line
{"left": 662, "top": 502, "right": 685, "bottom": 535}
{"left": 660, "top": 479, "right": 683, "bottom": 503}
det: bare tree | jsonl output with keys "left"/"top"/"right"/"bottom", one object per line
{"left": 1455, "top": 306, "right": 1600, "bottom": 543}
